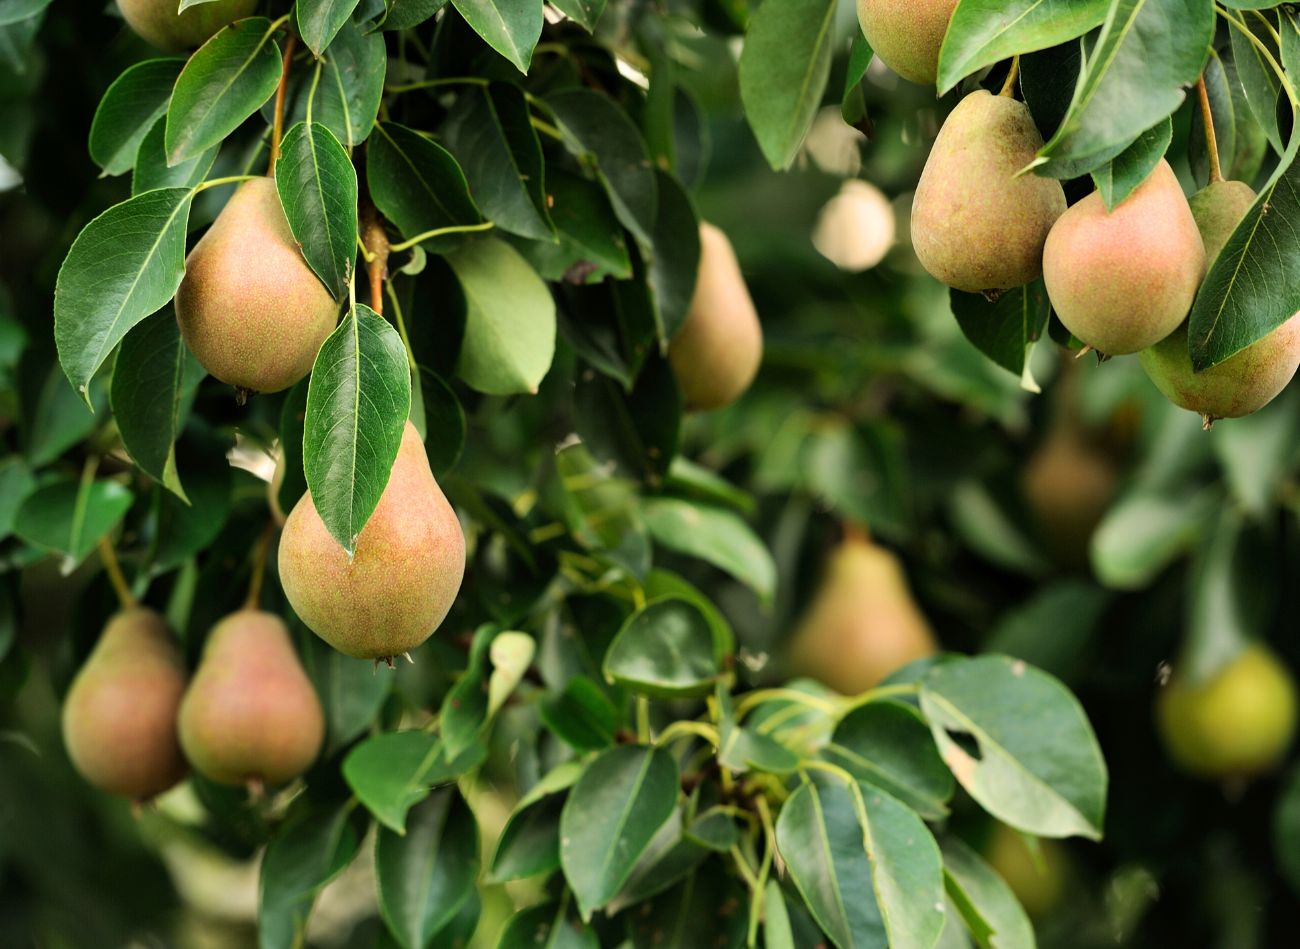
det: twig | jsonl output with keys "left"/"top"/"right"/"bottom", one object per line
{"left": 361, "top": 202, "right": 390, "bottom": 315}
{"left": 268, "top": 34, "right": 299, "bottom": 174}
{"left": 1196, "top": 75, "right": 1224, "bottom": 183}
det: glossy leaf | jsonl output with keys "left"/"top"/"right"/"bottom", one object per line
{"left": 1229, "top": 12, "right": 1283, "bottom": 155}
{"left": 539, "top": 676, "right": 620, "bottom": 751}
{"left": 489, "top": 761, "right": 583, "bottom": 882}
{"left": 296, "top": 629, "right": 392, "bottom": 755}
{"left": 13, "top": 479, "right": 133, "bottom": 569}
{"left": 497, "top": 901, "right": 597, "bottom": 949}
{"left": 303, "top": 304, "right": 411, "bottom": 554}
{"left": 259, "top": 804, "right": 364, "bottom": 949}
{"left": 950, "top": 282, "right": 1050, "bottom": 379}
{"left": 27, "top": 363, "right": 106, "bottom": 466}
{"left": 550, "top": 0, "right": 604, "bottom": 32}
{"left": 642, "top": 497, "right": 776, "bottom": 603}
{"left": 342, "top": 730, "right": 487, "bottom": 833}
{"left": 416, "top": 368, "right": 465, "bottom": 477}
{"left": 440, "top": 624, "right": 495, "bottom": 759}
{"left": 295, "top": 0, "right": 361, "bottom": 57}
{"left": 450, "top": 0, "right": 542, "bottom": 73}
{"left": 603, "top": 597, "right": 720, "bottom": 698}
{"left": 276, "top": 120, "right": 357, "bottom": 299}
{"left": 919, "top": 655, "right": 1107, "bottom": 840}
{"left": 132, "top": 114, "right": 218, "bottom": 194}
{"left": 1092, "top": 115, "right": 1171, "bottom": 210}
{"left": 367, "top": 122, "right": 483, "bottom": 248}
{"left": 290, "top": 18, "right": 385, "bottom": 147}
{"left": 940, "top": 835, "right": 1036, "bottom": 949}
{"left": 88, "top": 58, "right": 183, "bottom": 175}
{"left": 524, "top": 167, "right": 632, "bottom": 281}
{"left": 646, "top": 169, "right": 700, "bottom": 343}
{"left": 0, "top": 459, "right": 33, "bottom": 541}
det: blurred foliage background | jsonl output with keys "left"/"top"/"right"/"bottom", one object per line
{"left": 3, "top": 3, "right": 1300, "bottom": 948}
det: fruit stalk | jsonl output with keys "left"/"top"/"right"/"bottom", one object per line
{"left": 98, "top": 536, "right": 137, "bottom": 609}
{"left": 1196, "top": 75, "right": 1222, "bottom": 184}
{"left": 268, "top": 33, "right": 298, "bottom": 174}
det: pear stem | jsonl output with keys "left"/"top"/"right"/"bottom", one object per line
{"left": 243, "top": 523, "right": 276, "bottom": 611}
{"left": 98, "top": 537, "right": 137, "bottom": 610}
{"left": 268, "top": 33, "right": 298, "bottom": 175}
{"left": 1196, "top": 76, "right": 1224, "bottom": 184}
{"left": 998, "top": 56, "right": 1021, "bottom": 98}
{"left": 841, "top": 521, "right": 871, "bottom": 545}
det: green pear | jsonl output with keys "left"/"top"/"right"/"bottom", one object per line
{"left": 1138, "top": 180, "right": 1300, "bottom": 424}
{"left": 912, "top": 90, "right": 1066, "bottom": 292}
{"left": 668, "top": 222, "right": 763, "bottom": 411}
{"left": 1156, "top": 644, "right": 1297, "bottom": 778}
{"left": 1042, "top": 160, "right": 1205, "bottom": 355}
{"left": 175, "top": 177, "right": 339, "bottom": 396}
{"left": 856, "top": 0, "right": 959, "bottom": 85}
{"left": 984, "top": 825, "right": 1069, "bottom": 919}
{"left": 117, "top": 0, "right": 256, "bottom": 52}
{"left": 178, "top": 610, "right": 324, "bottom": 786}
{"left": 789, "top": 532, "right": 936, "bottom": 695}
{"left": 279, "top": 421, "right": 466, "bottom": 660}
{"left": 62, "top": 607, "right": 188, "bottom": 799}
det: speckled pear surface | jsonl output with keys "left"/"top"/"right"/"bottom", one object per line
{"left": 789, "top": 533, "right": 936, "bottom": 695}
{"left": 175, "top": 177, "right": 339, "bottom": 394}
{"left": 1157, "top": 644, "right": 1297, "bottom": 778}
{"left": 856, "top": 0, "right": 959, "bottom": 85}
{"left": 912, "top": 90, "right": 1066, "bottom": 292}
{"left": 668, "top": 222, "right": 763, "bottom": 411}
{"left": 178, "top": 610, "right": 324, "bottom": 786}
{"left": 117, "top": 0, "right": 256, "bottom": 52}
{"left": 62, "top": 607, "right": 188, "bottom": 799}
{"left": 279, "top": 422, "right": 466, "bottom": 659}
{"left": 1043, "top": 160, "right": 1205, "bottom": 355}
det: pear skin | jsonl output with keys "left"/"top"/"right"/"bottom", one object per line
{"left": 178, "top": 610, "right": 324, "bottom": 786}
{"left": 1156, "top": 644, "right": 1297, "bottom": 778}
{"left": 668, "top": 222, "right": 763, "bottom": 411}
{"left": 1022, "top": 430, "right": 1118, "bottom": 570}
{"left": 62, "top": 607, "right": 188, "bottom": 799}
{"left": 279, "top": 422, "right": 466, "bottom": 660}
{"left": 789, "top": 533, "right": 937, "bottom": 695}
{"left": 912, "top": 90, "right": 1066, "bottom": 292}
{"left": 1138, "top": 181, "right": 1300, "bottom": 423}
{"left": 116, "top": 0, "right": 256, "bottom": 52}
{"left": 1043, "top": 160, "right": 1205, "bottom": 355}
{"left": 856, "top": 0, "right": 959, "bottom": 85}
{"left": 175, "top": 177, "right": 339, "bottom": 395}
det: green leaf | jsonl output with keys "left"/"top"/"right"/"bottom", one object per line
{"left": 608, "top": 811, "right": 711, "bottom": 912}
{"left": 642, "top": 497, "right": 776, "bottom": 603}
{"left": 603, "top": 597, "right": 720, "bottom": 699}
{"left": 646, "top": 169, "right": 700, "bottom": 343}
{"left": 1091, "top": 485, "right": 1216, "bottom": 588}
{"left": 110, "top": 308, "right": 204, "bottom": 501}
{"left": 376, "top": 788, "right": 479, "bottom": 949}
{"left": 949, "top": 281, "right": 1050, "bottom": 378}
{"left": 289, "top": 18, "right": 385, "bottom": 148}
{"left": 764, "top": 879, "right": 796, "bottom": 949}
{"left": 1210, "top": 385, "right": 1300, "bottom": 516}
{"left": 165, "top": 17, "right": 282, "bottom": 165}
{"left": 520, "top": 167, "right": 632, "bottom": 282}
{"left": 276, "top": 120, "right": 357, "bottom": 299}
{"left": 824, "top": 700, "right": 955, "bottom": 821}
{"left": 132, "top": 114, "right": 218, "bottom": 194}
{"left": 1229, "top": 12, "right": 1283, "bottom": 155}
{"left": 54, "top": 187, "right": 194, "bottom": 401}
{"left": 303, "top": 304, "right": 411, "bottom": 554}
{"left": 539, "top": 676, "right": 620, "bottom": 751}
{"left": 440, "top": 624, "right": 495, "bottom": 758}
{"left": 550, "top": 0, "right": 604, "bottom": 32}
{"left": 295, "top": 0, "right": 361, "bottom": 57}
{"left": 367, "top": 122, "right": 483, "bottom": 248}
{"left": 444, "top": 237, "right": 555, "bottom": 395}
{"left": 343, "top": 730, "right": 487, "bottom": 833}
{"left": 1274, "top": 764, "right": 1300, "bottom": 898}
{"left": 489, "top": 761, "right": 583, "bottom": 883}
{"left": 381, "top": 0, "right": 449, "bottom": 31}
{"left": 296, "top": 628, "right": 392, "bottom": 755}
{"left": 0, "top": 459, "right": 34, "bottom": 541}
{"left": 1180, "top": 507, "right": 1265, "bottom": 683}
{"left": 1091, "top": 116, "right": 1171, "bottom": 210}
{"left": 643, "top": 568, "right": 734, "bottom": 662}
{"left": 841, "top": 32, "right": 874, "bottom": 130}
{"left": 88, "top": 58, "right": 184, "bottom": 175}
{"left": 450, "top": 0, "right": 542, "bottom": 73}
{"left": 919, "top": 655, "right": 1107, "bottom": 840}
{"left": 547, "top": 88, "right": 658, "bottom": 245}
{"left": 27, "top": 363, "right": 107, "bottom": 466}
{"left": 940, "top": 835, "right": 1036, "bottom": 949}
{"left": 574, "top": 351, "right": 680, "bottom": 486}
{"left": 416, "top": 368, "right": 465, "bottom": 477}
{"left": 937, "top": 0, "right": 1109, "bottom": 95}
{"left": 151, "top": 428, "right": 233, "bottom": 572}
{"left": 0, "top": 0, "right": 51, "bottom": 27}
{"left": 738, "top": 0, "right": 836, "bottom": 170}
{"left": 442, "top": 81, "right": 554, "bottom": 241}
{"left": 987, "top": 580, "right": 1113, "bottom": 683}
{"left": 14, "top": 479, "right": 133, "bottom": 570}
{"left": 277, "top": 378, "right": 310, "bottom": 517}
{"left": 559, "top": 744, "right": 679, "bottom": 920}
{"left": 775, "top": 779, "right": 946, "bottom": 949}
{"left": 1036, "top": 0, "right": 1214, "bottom": 175}
{"left": 259, "top": 804, "right": 364, "bottom": 949}
{"left": 497, "top": 901, "right": 597, "bottom": 949}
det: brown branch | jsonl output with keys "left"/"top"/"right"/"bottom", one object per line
{"left": 268, "top": 34, "right": 299, "bottom": 175}
{"left": 362, "top": 202, "right": 390, "bottom": 315}
{"left": 1196, "top": 75, "right": 1223, "bottom": 183}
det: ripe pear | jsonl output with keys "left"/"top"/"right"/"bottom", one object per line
{"left": 668, "top": 222, "right": 763, "bottom": 411}
{"left": 1022, "top": 431, "right": 1118, "bottom": 570}
{"left": 1139, "top": 181, "right": 1300, "bottom": 423}
{"left": 912, "top": 90, "right": 1066, "bottom": 292}
{"left": 789, "top": 532, "right": 937, "bottom": 695}
{"left": 117, "top": 0, "right": 256, "bottom": 52}
{"left": 856, "top": 0, "right": 959, "bottom": 85}
{"left": 1042, "top": 160, "right": 1206, "bottom": 355}
{"left": 178, "top": 610, "right": 324, "bottom": 786}
{"left": 1156, "top": 644, "right": 1298, "bottom": 778}
{"left": 279, "top": 422, "right": 466, "bottom": 660}
{"left": 175, "top": 177, "right": 339, "bottom": 396}
{"left": 984, "top": 825, "right": 1069, "bottom": 919}
{"left": 61, "top": 607, "right": 188, "bottom": 799}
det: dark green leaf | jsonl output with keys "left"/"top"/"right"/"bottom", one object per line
{"left": 950, "top": 281, "right": 1050, "bottom": 378}
{"left": 1229, "top": 11, "right": 1283, "bottom": 155}
{"left": 940, "top": 835, "right": 1036, "bottom": 949}
{"left": 841, "top": 32, "right": 873, "bottom": 129}
{"left": 489, "top": 760, "right": 583, "bottom": 882}
{"left": 367, "top": 122, "right": 483, "bottom": 248}
{"left": 416, "top": 368, "right": 465, "bottom": 477}
{"left": 277, "top": 378, "right": 309, "bottom": 517}
{"left": 295, "top": 0, "right": 361, "bottom": 57}
{"left": 603, "top": 597, "right": 720, "bottom": 699}
{"left": 450, "top": 0, "right": 542, "bottom": 73}
{"left": 27, "top": 363, "right": 107, "bottom": 466}
{"left": 295, "top": 18, "right": 385, "bottom": 147}
{"left": 440, "top": 624, "right": 495, "bottom": 758}
{"left": 519, "top": 167, "right": 631, "bottom": 281}
{"left": 133, "top": 114, "right": 218, "bottom": 194}
{"left": 574, "top": 351, "right": 680, "bottom": 486}
{"left": 88, "top": 58, "right": 184, "bottom": 175}
{"left": 151, "top": 428, "right": 233, "bottom": 572}
{"left": 14, "top": 479, "right": 133, "bottom": 569}
{"left": 496, "top": 901, "right": 597, "bottom": 949}
{"left": 550, "top": 0, "right": 604, "bottom": 32}
{"left": 646, "top": 169, "right": 699, "bottom": 343}
{"left": 539, "top": 675, "right": 620, "bottom": 751}
{"left": 259, "top": 804, "right": 364, "bottom": 949}
{"left": 276, "top": 120, "right": 357, "bottom": 299}
{"left": 642, "top": 497, "right": 776, "bottom": 603}
{"left": 0, "top": 459, "right": 34, "bottom": 540}
{"left": 1091, "top": 116, "right": 1172, "bottom": 209}
{"left": 297, "top": 629, "right": 392, "bottom": 755}
{"left": 342, "top": 730, "right": 487, "bottom": 833}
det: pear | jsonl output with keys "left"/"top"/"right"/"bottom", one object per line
{"left": 1022, "top": 431, "right": 1118, "bottom": 570}
{"left": 62, "top": 607, "right": 188, "bottom": 799}
{"left": 984, "top": 825, "right": 1069, "bottom": 919}
{"left": 175, "top": 177, "right": 339, "bottom": 396}
{"left": 912, "top": 90, "right": 1066, "bottom": 293}
{"left": 789, "top": 532, "right": 937, "bottom": 695}
{"left": 1138, "top": 181, "right": 1300, "bottom": 424}
{"left": 117, "top": 0, "right": 256, "bottom": 52}
{"left": 668, "top": 222, "right": 763, "bottom": 411}
{"left": 1043, "top": 160, "right": 1205, "bottom": 355}
{"left": 856, "top": 0, "right": 959, "bottom": 85}
{"left": 279, "top": 421, "right": 466, "bottom": 660}
{"left": 1156, "top": 644, "right": 1297, "bottom": 778}
{"left": 178, "top": 610, "right": 324, "bottom": 786}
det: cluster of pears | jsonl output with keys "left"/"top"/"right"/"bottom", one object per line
{"left": 788, "top": 528, "right": 936, "bottom": 694}
{"left": 1156, "top": 643, "right": 1298, "bottom": 779}
{"left": 667, "top": 222, "right": 763, "bottom": 411}
{"left": 116, "top": 0, "right": 254, "bottom": 51}
{"left": 63, "top": 604, "right": 324, "bottom": 800}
